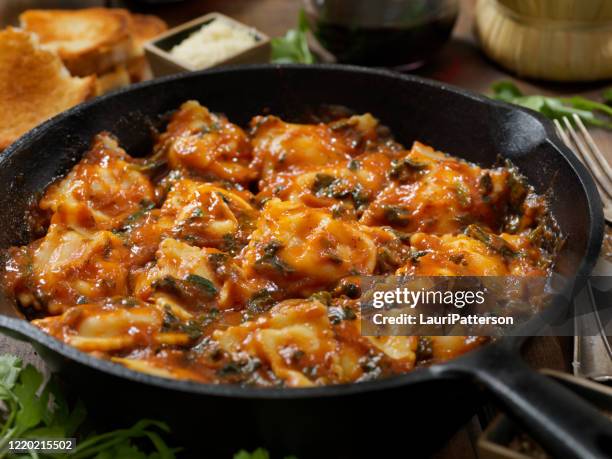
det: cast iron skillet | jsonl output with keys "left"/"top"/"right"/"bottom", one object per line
{"left": 0, "top": 65, "right": 610, "bottom": 458}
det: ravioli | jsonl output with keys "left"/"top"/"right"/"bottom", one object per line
{"left": 157, "top": 100, "right": 256, "bottom": 185}
{"left": 40, "top": 133, "right": 155, "bottom": 231}
{"left": 2, "top": 102, "right": 558, "bottom": 388}
{"left": 361, "top": 142, "right": 511, "bottom": 234}
{"left": 241, "top": 199, "right": 378, "bottom": 296}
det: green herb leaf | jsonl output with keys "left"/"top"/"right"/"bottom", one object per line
{"left": 328, "top": 305, "right": 357, "bottom": 324}
{"left": 271, "top": 10, "right": 315, "bottom": 64}
{"left": 479, "top": 173, "right": 493, "bottom": 196}
{"left": 13, "top": 364, "right": 46, "bottom": 432}
{"left": 490, "top": 80, "right": 612, "bottom": 130}
{"left": 490, "top": 80, "right": 524, "bottom": 102}
{"left": 0, "top": 354, "right": 291, "bottom": 458}
{"left": 234, "top": 448, "right": 271, "bottom": 459}
{"left": 114, "top": 200, "right": 156, "bottom": 234}
{"left": 603, "top": 87, "right": 612, "bottom": 105}
{"left": 185, "top": 274, "right": 218, "bottom": 298}
{"left": 255, "top": 241, "right": 295, "bottom": 275}
{"left": 382, "top": 205, "right": 410, "bottom": 226}
{"left": 0, "top": 354, "right": 178, "bottom": 459}
{"left": 311, "top": 173, "right": 337, "bottom": 196}
{"left": 465, "top": 224, "right": 516, "bottom": 259}
{"left": 233, "top": 448, "right": 298, "bottom": 459}
{"left": 455, "top": 182, "right": 471, "bottom": 207}
{"left": 309, "top": 291, "right": 332, "bottom": 306}
{"left": 247, "top": 289, "right": 277, "bottom": 314}
{"left": 0, "top": 355, "right": 21, "bottom": 390}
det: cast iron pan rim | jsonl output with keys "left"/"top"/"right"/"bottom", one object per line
{"left": 0, "top": 64, "right": 604, "bottom": 399}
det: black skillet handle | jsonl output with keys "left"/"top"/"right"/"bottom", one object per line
{"left": 445, "top": 344, "right": 612, "bottom": 459}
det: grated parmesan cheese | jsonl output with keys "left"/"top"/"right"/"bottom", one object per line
{"left": 170, "top": 18, "right": 257, "bottom": 69}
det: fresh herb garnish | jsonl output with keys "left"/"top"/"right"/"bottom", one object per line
{"left": 409, "top": 249, "right": 429, "bottom": 264}
{"left": 255, "top": 241, "right": 294, "bottom": 275}
{"left": 505, "top": 162, "right": 528, "bottom": 212}
{"left": 125, "top": 200, "right": 155, "bottom": 224}
{"left": 234, "top": 448, "right": 298, "bottom": 459}
{"left": 247, "top": 289, "right": 277, "bottom": 314}
{"left": 490, "top": 80, "right": 612, "bottom": 130}
{"left": 376, "top": 247, "right": 406, "bottom": 272}
{"left": 217, "top": 357, "right": 261, "bottom": 380}
{"left": 218, "top": 362, "right": 242, "bottom": 377}
{"left": 153, "top": 275, "right": 217, "bottom": 304}
{"left": 162, "top": 304, "right": 180, "bottom": 329}
{"left": 328, "top": 307, "right": 343, "bottom": 325}
{"left": 309, "top": 291, "right": 332, "bottom": 306}
{"left": 455, "top": 182, "right": 471, "bottom": 207}
{"left": 185, "top": 274, "right": 217, "bottom": 298}
{"left": 311, "top": 174, "right": 336, "bottom": 196}
{"left": 350, "top": 186, "right": 370, "bottom": 210}
{"left": 479, "top": 172, "right": 493, "bottom": 196}
{"left": 388, "top": 157, "right": 428, "bottom": 183}
{"left": 162, "top": 306, "right": 209, "bottom": 340}
{"left": 270, "top": 11, "right": 314, "bottom": 64}
{"left": 382, "top": 205, "right": 410, "bottom": 226}
{"left": 465, "top": 224, "right": 516, "bottom": 259}
{"left": 0, "top": 355, "right": 176, "bottom": 458}
{"left": 222, "top": 233, "right": 241, "bottom": 255}
{"left": 0, "top": 355, "right": 296, "bottom": 458}
{"left": 339, "top": 283, "right": 361, "bottom": 299}
{"left": 113, "top": 200, "right": 156, "bottom": 234}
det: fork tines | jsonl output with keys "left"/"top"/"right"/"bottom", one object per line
{"left": 554, "top": 114, "right": 612, "bottom": 220}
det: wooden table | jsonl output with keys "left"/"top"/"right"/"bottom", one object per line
{"left": 2, "top": 0, "right": 610, "bottom": 457}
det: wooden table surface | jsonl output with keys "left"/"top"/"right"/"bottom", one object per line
{"left": 2, "top": 0, "right": 611, "bottom": 458}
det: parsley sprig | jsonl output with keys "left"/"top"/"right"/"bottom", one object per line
{"left": 0, "top": 356, "right": 176, "bottom": 459}
{"left": 0, "top": 356, "right": 299, "bottom": 458}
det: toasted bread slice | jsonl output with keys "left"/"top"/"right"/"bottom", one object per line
{"left": 124, "top": 14, "right": 166, "bottom": 83}
{"left": 20, "top": 8, "right": 134, "bottom": 77}
{"left": 130, "top": 13, "right": 167, "bottom": 54}
{"left": 0, "top": 27, "right": 95, "bottom": 150}
{"left": 95, "top": 65, "right": 131, "bottom": 96}
{"left": 126, "top": 55, "right": 153, "bottom": 83}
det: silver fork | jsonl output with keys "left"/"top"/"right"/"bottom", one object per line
{"left": 555, "top": 115, "right": 612, "bottom": 382}
{"left": 554, "top": 114, "right": 612, "bottom": 222}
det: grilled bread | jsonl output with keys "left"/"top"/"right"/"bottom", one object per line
{"left": 93, "top": 13, "right": 166, "bottom": 93}
{"left": 130, "top": 13, "right": 167, "bottom": 53}
{"left": 0, "top": 27, "right": 95, "bottom": 151}
{"left": 95, "top": 65, "right": 131, "bottom": 96}
{"left": 20, "top": 8, "right": 134, "bottom": 77}
{"left": 126, "top": 14, "right": 166, "bottom": 83}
